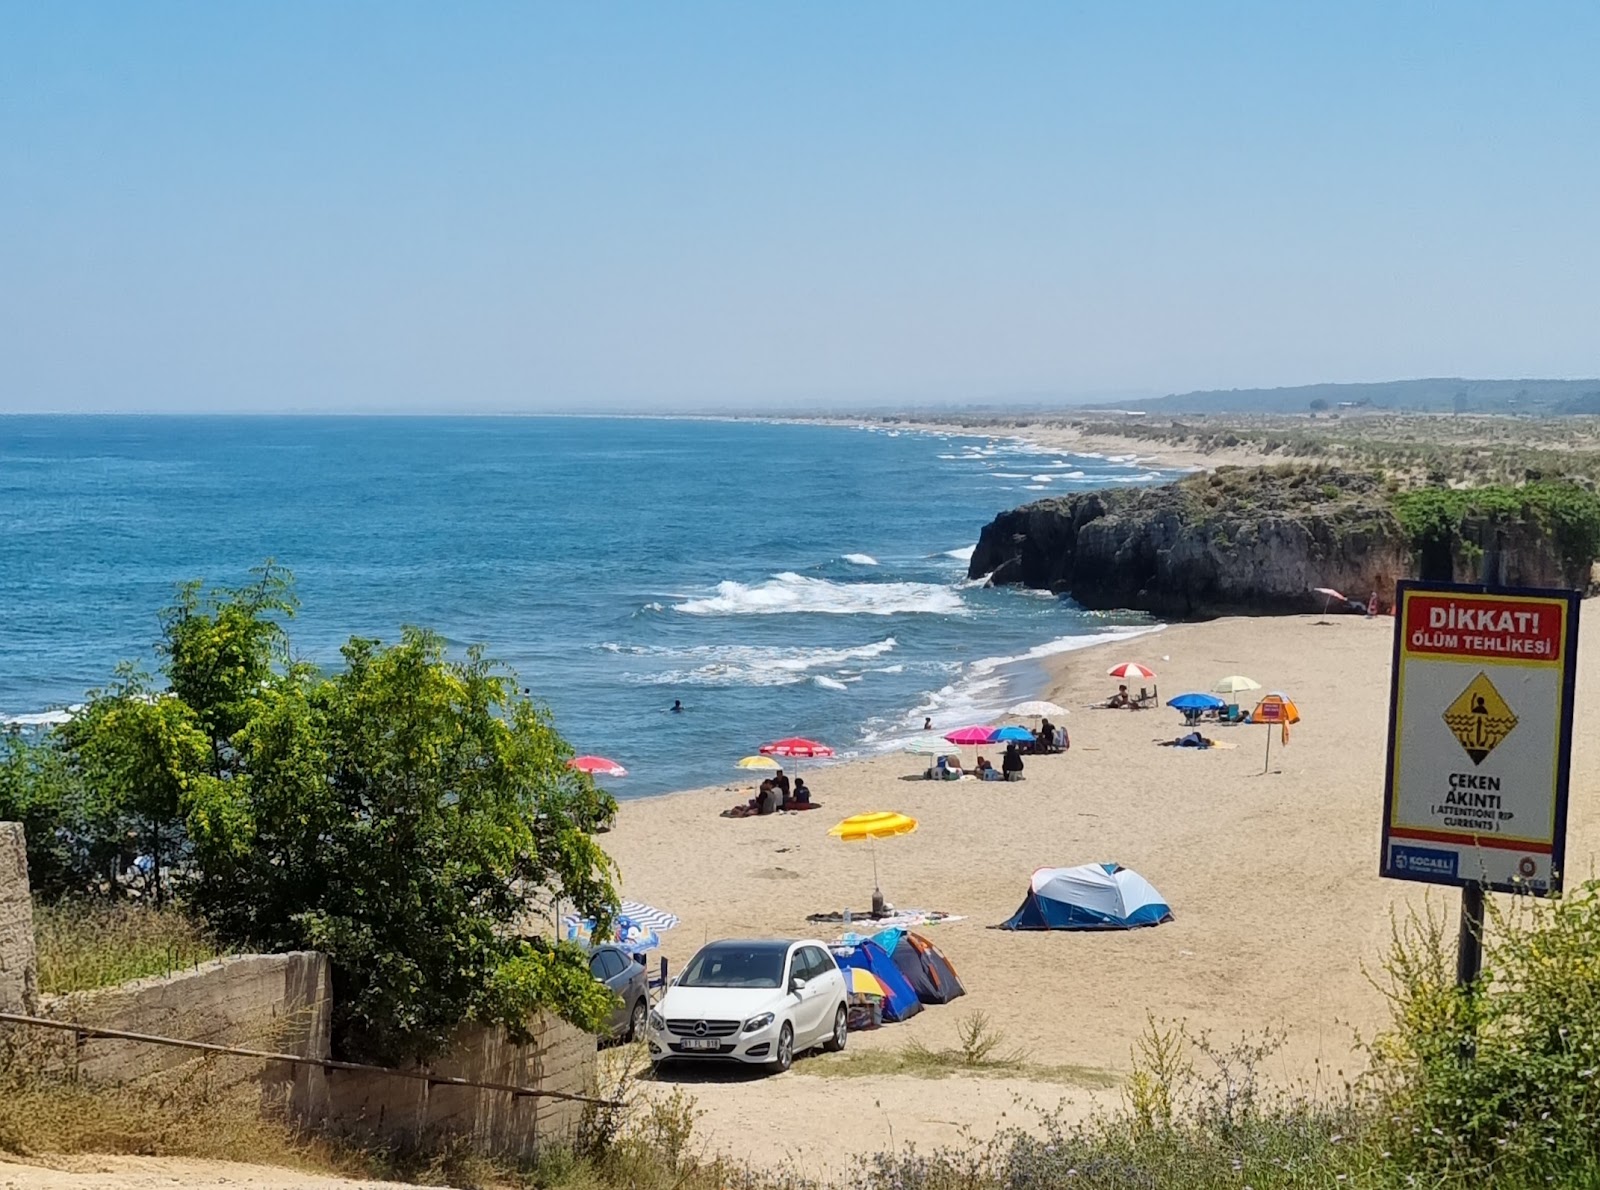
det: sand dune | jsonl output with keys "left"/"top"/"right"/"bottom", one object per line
{"left": 603, "top": 609, "right": 1600, "bottom": 1175}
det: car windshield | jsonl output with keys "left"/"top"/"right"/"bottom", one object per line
{"left": 678, "top": 943, "right": 788, "bottom": 989}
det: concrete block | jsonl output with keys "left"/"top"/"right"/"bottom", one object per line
{"left": 0, "top": 822, "right": 39, "bottom": 1013}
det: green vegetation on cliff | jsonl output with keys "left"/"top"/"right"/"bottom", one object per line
{"left": 1392, "top": 482, "right": 1600, "bottom": 575}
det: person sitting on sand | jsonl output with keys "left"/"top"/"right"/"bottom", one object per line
{"left": 791, "top": 777, "right": 811, "bottom": 805}
{"left": 1106, "top": 685, "right": 1131, "bottom": 709}
{"left": 1002, "top": 742, "right": 1024, "bottom": 781}
{"left": 975, "top": 755, "right": 998, "bottom": 781}
{"left": 773, "top": 769, "right": 791, "bottom": 799}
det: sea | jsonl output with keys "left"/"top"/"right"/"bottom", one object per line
{"left": 0, "top": 416, "right": 1172, "bottom": 797}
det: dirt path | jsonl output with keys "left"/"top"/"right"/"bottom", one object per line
{"left": 0, "top": 1157, "right": 423, "bottom": 1190}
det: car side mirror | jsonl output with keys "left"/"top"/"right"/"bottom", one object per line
{"left": 790, "top": 976, "right": 808, "bottom": 994}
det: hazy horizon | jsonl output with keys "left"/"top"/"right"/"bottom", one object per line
{"left": 4, "top": 4, "right": 1598, "bottom": 414}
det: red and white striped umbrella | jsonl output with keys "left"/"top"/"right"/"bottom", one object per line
{"left": 1106, "top": 661, "right": 1156, "bottom": 681}
{"left": 568, "top": 755, "right": 628, "bottom": 777}
{"left": 759, "top": 737, "right": 836, "bottom": 759}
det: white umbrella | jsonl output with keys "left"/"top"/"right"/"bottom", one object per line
{"left": 904, "top": 737, "right": 961, "bottom": 756}
{"left": 1009, "top": 699, "right": 1068, "bottom": 718}
{"left": 1211, "top": 675, "right": 1262, "bottom": 696}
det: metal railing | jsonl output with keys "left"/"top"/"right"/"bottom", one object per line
{"left": 0, "top": 1011, "right": 620, "bottom": 1107}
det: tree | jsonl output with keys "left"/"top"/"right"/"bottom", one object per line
{"left": 10, "top": 567, "right": 622, "bottom": 1064}
{"left": 1308, "top": 398, "right": 1330, "bottom": 412}
{"left": 182, "top": 623, "right": 620, "bottom": 1064}
{"left": 63, "top": 667, "right": 216, "bottom": 907}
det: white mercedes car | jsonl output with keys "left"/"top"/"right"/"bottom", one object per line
{"left": 646, "top": 938, "right": 848, "bottom": 1073}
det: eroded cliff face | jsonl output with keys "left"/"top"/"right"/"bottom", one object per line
{"left": 968, "top": 468, "right": 1590, "bottom": 616}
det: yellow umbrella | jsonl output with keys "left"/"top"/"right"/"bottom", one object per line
{"left": 1211, "top": 674, "right": 1261, "bottom": 696}
{"left": 735, "top": 755, "right": 782, "bottom": 771}
{"left": 848, "top": 967, "right": 890, "bottom": 997}
{"left": 828, "top": 811, "right": 918, "bottom": 841}
{"left": 829, "top": 812, "right": 918, "bottom": 914}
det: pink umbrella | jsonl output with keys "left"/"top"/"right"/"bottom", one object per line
{"left": 568, "top": 755, "right": 628, "bottom": 777}
{"left": 1313, "top": 586, "right": 1346, "bottom": 613}
{"left": 943, "top": 725, "right": 997, "bottom": 746}
{"left": 1106, "top": 661, "right": 1156, "bottom": 681}
{"left": 759, "top": 737, "right": 836, "bottom": 759}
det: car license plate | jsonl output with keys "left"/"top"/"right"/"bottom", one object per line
{"left": 681, "top": 1038, "right": 721, "bottom": 1051}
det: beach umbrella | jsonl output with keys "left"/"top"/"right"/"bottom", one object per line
{"left": 569, "top": 755, "right": 628, "bottom": 777}
{"left": 847, "top": 968, "right": 890, "bottom": 998}
{"left": 734, "top": 755, "right": 781, "bottom": 771}
{"left": 1106, "top": 661, "right": 1156, "bottom": 681}
{"left": 561, "top": 899, "right": 680, "bottom": 950}
{"left": 904, "top": 737, "right": 960, "bottom": 756}
{"left": 760, "top": 737, "right": 836, "bottom": 759}
{"left": 1167, "top": 692, "right": 1226, "bottom": 711}
{"left": 829, "top": 811, "right": 918, "bottom": 910}
{"left": 1251, "top": 693, "right": 1302, "bottom": 772}
{"left": 1211, "top": 675, "right": 1261, "bottom": 696}
{"left": 991, "top": 725, "right": 1036, "bottom": 743}
{"left": 832, "top": 812, "right": 921, "bottom": 908}
{"left": 1313, "top": 586, "right": 1346, "bottom": 613}
{"left": 1009, "top": 699, "right": 1067, "bottom": 718}
{"left": 943, "top": 725, "right": 997, "bottom": 746}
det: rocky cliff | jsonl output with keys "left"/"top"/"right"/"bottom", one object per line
{"left": 968, "top": 466, "right": 1597, "bottom": 616}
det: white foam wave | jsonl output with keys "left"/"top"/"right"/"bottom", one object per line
{"left": 1, "top": 707, "right": 79, "bottom": 728}
{"left": 841, "top": 553, "right": 879, "bottom": 566}
{"left": 812, "top": 675, "right": 849, "bottom": 691}
{"left": 968, "top": 624, "right": 1165, "bottom": 677}
{"left": 673, "top": 573, "right": 964, "bottom": 617}
{"left": 606, "top": 637, "right": 900, "bottom": 688}
{"left": 1030, "top": 474, "right": 1056, "bottom": 482}
{"left": 943, "top": 545, "right": 976, "bottom": 562}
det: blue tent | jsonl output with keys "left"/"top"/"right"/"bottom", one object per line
{"left": 834, "top": 938, "right": 923, "bottom": 1021}
{"left": 1000, "top": 863, "right": 1174, "bottom": 930}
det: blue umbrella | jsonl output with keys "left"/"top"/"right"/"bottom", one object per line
{"left": 992, "top": 725, "right": 1036, "bottom": 742}
{"left": 1167, "top": 692, "right": 1226, "bottom": 711}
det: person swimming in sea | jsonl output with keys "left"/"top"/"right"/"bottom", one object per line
{"left": 671, "top": 699, "right": 684, "bottom": 713}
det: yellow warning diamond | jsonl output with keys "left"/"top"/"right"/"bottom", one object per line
{"left": 1442, "top": 672, "right": 1518, "bottom": 766}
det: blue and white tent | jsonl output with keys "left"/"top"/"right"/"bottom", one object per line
{"left": 999, "top": 863, "right": 1173, "bottom": 930}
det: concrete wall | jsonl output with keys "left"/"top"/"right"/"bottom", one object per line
{"left": 43, "top": 952, "right": 333, "bottom": 1116}
{"left": 323, "top": 1015, "right": 597, "bottom": 1159}
{"left": 0, "top": 822, "right": 39, "bottom": 1013}
{"left": 2, "top": 817, "right": 597, "bottom": 1160}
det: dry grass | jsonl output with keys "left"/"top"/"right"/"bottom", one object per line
{"left": 33, "top": 900, "right": 226, "bottom": 994}
{"left": 802, "top": 1011, "right": 1119, "bottom": 1088}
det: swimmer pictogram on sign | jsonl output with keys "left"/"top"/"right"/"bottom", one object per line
{"left": 1441, "top": 672, "right": 1518, "bottom": 765}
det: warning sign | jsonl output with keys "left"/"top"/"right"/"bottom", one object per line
{"left": 1380, "top": 581, "right": 1580, "bottom": 894}
{"left": 1442, "top": 673, "right": 1518, "bottom": 764}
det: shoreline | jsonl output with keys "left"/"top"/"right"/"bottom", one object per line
{"left": 789, "top": 413, "right": 1276, "bottom": 472}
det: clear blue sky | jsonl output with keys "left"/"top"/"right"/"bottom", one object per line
{"left": 2, "top": 2, "right": 1597, "bottom": 412}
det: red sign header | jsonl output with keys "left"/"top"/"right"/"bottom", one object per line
{"left": 1403, "top": 592, "right": 1564, "bottom": 661}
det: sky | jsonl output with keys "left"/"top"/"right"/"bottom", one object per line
{"left": 2, "top": 3, "right": 1598, "bottom": 413}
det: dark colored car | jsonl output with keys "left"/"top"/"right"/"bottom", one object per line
{"left": 588, "top": 943, "right": 652, "bottom": 1041}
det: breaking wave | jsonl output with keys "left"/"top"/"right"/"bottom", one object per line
{"left": 841, "top": 553, "right": 879, "bottom": 566}
{"left": 673, "top": 573, "right": 964, "bottom": 617}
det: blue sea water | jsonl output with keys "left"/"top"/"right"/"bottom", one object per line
{"left": 0, "top": 416, "right": 1168, "bottom": 797}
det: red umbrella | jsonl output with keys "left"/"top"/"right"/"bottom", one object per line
{"left": 568, "top": 755, "right": 628, "bottom": 777}
{"left": 943, "top": 725, "right": 997, "bottom": 746}
{"left": 1106, "top": 661, "right": 1156, "bottom": 680}
{"left": 759, "top": 737, "right": 836, "bottom": 759}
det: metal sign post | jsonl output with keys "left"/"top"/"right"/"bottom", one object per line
{"left": 1379, "top": 579, "right": 1580, "bottom": 1007}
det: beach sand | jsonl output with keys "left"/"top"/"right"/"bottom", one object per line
{"left": 603, "top": 609, "right": 1600, "bottom": 1178}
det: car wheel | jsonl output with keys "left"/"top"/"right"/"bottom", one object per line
{"left": 768, "top": 1022, "right": 794, "bottom": 1073}
{"left": 627, "top": 998, "right": 648, "bottom": 1043}
{"left": 823, "top": 1003, "right": 847, "bottom": 1053}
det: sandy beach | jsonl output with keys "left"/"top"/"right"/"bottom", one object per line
{"left": 799, "top": 414, "right": 1279, "bottom": 471}
{"left": 603, "top": 609, "right": 1600, "bottom": 1178}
